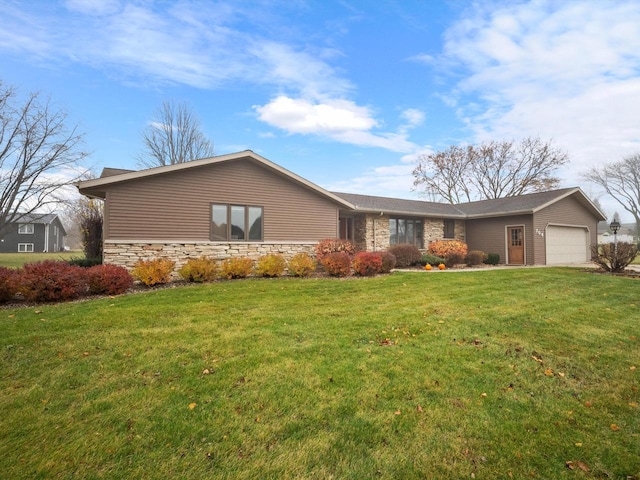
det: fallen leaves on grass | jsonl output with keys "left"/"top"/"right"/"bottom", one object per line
{"left": 565, "top": 460, "right": 589, "bottom": 472}
{"left": 610, "top": 424, "right": 620, "bottom": 431}
{"left": 188, "top": 402, "right": 197, "bottom": 410}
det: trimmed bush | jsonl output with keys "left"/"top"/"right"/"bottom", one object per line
{"left": 0, "top": 267, "right": 20, "bottom": 303}
{"left": 389, "top": 243, "right": 422, "bottom": 267}
{"left": 591, "top": 242, "right": 638, "bottom": 273}
{"left": 484, "top": 253, "right": 500, "bottom": 265}
{"left": 178, "top": 257, "right": 218, "bottom": 283}
{"left": 221, "top": 257, "right": 254, "bottom": 279}
{"left": 288, "top": 253, "right": 316, "bottom": 277}
{"left": 352, "top": 252, "right": 383, "bottom": 276}
{"left": 131, "top": 258, "right": 175, "bottom": 286}
{"left": 466, "top": 250, "right": 487, "bottom": 266}
{"left": 379, "top": 251, "right": 397, "bottom": 273}
{"left": 19, "top": 261, "right": 87, "bottom": 302}
{"left": 86, "top": 264, "right": 133, "bottom": 295}
{"left": 315, "top": 238, "right": 356, "bottom": 261}
{"left": 68, "top": 257, "right": 102, "bottom": 268}
{"left": 320, "top": 252, "right": 352, "bottom": 277}
{"left": 420, "top": 254, "right": 446, "bottom": 267}
{"left": 255, "top": 254, "right": 286, "bottom": 278}
{"left": 428, "top": 240, "right": 468, "bottom": 267}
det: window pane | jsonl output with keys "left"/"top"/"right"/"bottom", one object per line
{"left": 397, "top": 219, "right": 406, "bottom": 244}
{"left": 230, "top": 206, "right": 245, "bottom": 240}
{"left": 211, "top": 205, "right": 227, "bottom": 241}
{"left": 407, "top": 221, "right": 414, "bottom": 246}
{"left": 389, "top": 219, "right": 397, "bottom": 245}
{"left": 248, "top": 207, "right": 263, "bottom": 241}
{"left": 415, "top": 220, "right": 424, "bottom": 249}
{"left": 444, "top": 219, "right": 455, "bottom": 239}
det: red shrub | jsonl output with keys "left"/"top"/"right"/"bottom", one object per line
{"left": 388, "top": 243, "right": 422, "bottom": 267}
{"left": 0, "top": 267, "right": 20, "bottom": 303}
{"left": 315, "top": 238, "right": 356, "bottom": 261}
{"left": 19, "top": 260, "right": 87, "bottom": 302}
{"left": 428, "top": 240, "right": 469, "bottom": 267}
{"left": 86, "top": 264, "right": 134, "bottom": 295}
{"left": 352, "top": 252, "right": 383, "bottom": 276}
{"left": 379, "top": 251, "right": 397, "bottom": 273}
{"left": 320, "top": 252, "right": 352, "bottom": 277}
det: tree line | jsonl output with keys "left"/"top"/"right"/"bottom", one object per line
{"left": 0, "top": 77, "right": 638, "bottom": 260}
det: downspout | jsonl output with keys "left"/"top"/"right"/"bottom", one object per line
{"left": 43, "top": 224, "right": 49, "bottom": 252}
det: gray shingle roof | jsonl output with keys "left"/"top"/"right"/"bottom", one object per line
{"left": 332, "top": 188, "right": 605, "bottom": 220}
{"left": 15, "top": 213, "right": 59, "bottom": 224}
{"left": 455, "top": 188, "right": 579, "bottom": 217}
{"left": 331, "top": 192, "right": 465, "bottom": 217}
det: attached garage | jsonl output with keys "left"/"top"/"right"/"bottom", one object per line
{"left": 545, "top": 225, "right": 590, "bottom": 264}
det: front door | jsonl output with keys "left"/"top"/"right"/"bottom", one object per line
{"left": 507, "top": 227, "right": 524, "bottom": 265}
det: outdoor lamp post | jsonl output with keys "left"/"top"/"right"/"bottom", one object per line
{"left": 610, "top": 220, "right": 621, "bottom": 257}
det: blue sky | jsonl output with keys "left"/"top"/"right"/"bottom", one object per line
{"left": 2, "top": 0, "right": 640, "bottom": 221}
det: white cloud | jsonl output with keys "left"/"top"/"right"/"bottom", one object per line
{"left": 254, "top": 96, "right": 418, "bottom": 153}
{"left": 437, "top": 0, "right": 640, "bottom": 176}
{"left": 65, "top": 0, "right": 121, "bottom": 16}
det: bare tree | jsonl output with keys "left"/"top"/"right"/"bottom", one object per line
{"left": 137, "top": 101, "right": 214, "bottom": 168}
{"left": 64, "top": 192, "right": 103, "bottom": 259}
{"left": 583, "top": 154, "right": 640, "bottom": 236}
{"left": 413, "top": 137, "right": 568, "bottom": 203}
{"left": 0, "top": 81, "right": 88, "bottom": 240}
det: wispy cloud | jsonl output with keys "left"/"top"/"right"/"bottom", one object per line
{"left": 0, "top": 1, "right": 422, "bottom": 153}
{"left": 431, "top": 0, "right": 640, "bottom": 173}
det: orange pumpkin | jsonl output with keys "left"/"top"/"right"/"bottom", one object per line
{"left": 425, "top": 263, "right": 432, "bottom": 271}
{"left": 438, "top": 263, "right": 446, "bottom": 270}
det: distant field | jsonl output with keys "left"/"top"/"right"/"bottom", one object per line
{"left": 0, "top": 251, "right": 83, "bottom": 268}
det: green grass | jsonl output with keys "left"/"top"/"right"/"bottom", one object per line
{"left": 0, "top": 251, "right": 83, "bottom": 268}
{"left": 1, "top": 268, "right": 638, "bottom": 479}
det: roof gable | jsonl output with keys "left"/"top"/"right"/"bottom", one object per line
{"left": 77, "top": 150, "right": 355, "bottom": 209}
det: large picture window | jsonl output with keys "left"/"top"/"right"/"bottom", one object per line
{"left": 18, "top": 223, "right": 34, "bottom": 234}
{"left": 211, "top": 204, "right": 263, "bottom": 241}
{"left": 389, "top": 218, "right": 424, "bottom": 248}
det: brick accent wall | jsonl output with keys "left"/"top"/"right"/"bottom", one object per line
{"left": 104, "top": 241, "right": 316, "bottom": 276}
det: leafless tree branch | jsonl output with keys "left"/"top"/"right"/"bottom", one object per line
{"left": 0, "top": 81, "right": 88, "bottom": 239}
{"left": 137, "top": 101, "right": 215, "bottom": 168}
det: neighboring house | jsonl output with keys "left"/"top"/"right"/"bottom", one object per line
{"left": 597, "top": 222, "right": 638, "bottom": 244}
{"left": 0, "top": 213, "right": 67, "bottom": 253}
{"left": 76, "top": 150, "right": 605, "bottom": 269}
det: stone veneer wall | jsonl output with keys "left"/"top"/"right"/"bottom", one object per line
{"left": 104, "top": 241, "right": 316, "bottom": 277}
{"left": 354, "top": 214, "right": 390, "bottom": 252}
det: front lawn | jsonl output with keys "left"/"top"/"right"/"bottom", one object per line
{"left": 1, "top": 269, "right": 638, "bottom": 479}
{"left": 0, "top": 251, "right": 83, "bottom": 268}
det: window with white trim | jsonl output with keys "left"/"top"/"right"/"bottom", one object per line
{"left": 18, "top": 243, "right": 34, "bottom": 252}
{"left": 18, "top": 223, "right": 34, "bottom": 234}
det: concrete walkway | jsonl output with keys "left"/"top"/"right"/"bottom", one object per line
{"left": 398, "top": 262, "right": 640, "bottom": 273}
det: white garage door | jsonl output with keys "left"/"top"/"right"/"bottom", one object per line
{"left": 546, "top": 226, "right": 589, "bottom": 264}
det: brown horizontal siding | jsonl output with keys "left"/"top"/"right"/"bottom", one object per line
{"left": 533, "top": 195, "right": 598, "bottom": 264}
{"left": 104, "top": 159, "right": 339, "bottom": 241}
{"left": 465, "top": 214, "right": 534, "bottom": 264}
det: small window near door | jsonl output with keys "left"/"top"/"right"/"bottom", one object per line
{"left": 444, "top": 219, "right": 455, "bottom": 239}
